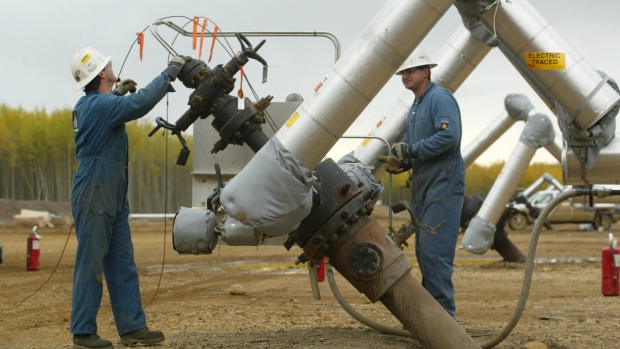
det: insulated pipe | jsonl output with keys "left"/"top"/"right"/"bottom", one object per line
{"left": 292, "top": 159, "right": 481, "bottom": 348}
{"left": 353, "top": 25, "right": 492, "bottom": 177}
{"left": 474, "top": 0, "right": 620, "bottom": 131}
{"left": 276, "top": 0, "right": 456, "bottom": 170}
{"left": 432, "top": 24, "right": 493, "bottom": 93}
{"left": 521, "top": 173, "right": 563, "bottom": 198}
{"left": 462, "top": 112, "right": 517, "bottom": 168}
{"left": 462, "top": 113, "right": 555, "bottom": 254}
{"left": 544, "top": 136, "right": 562, "bottom": 163}
{"left": 563, "top": 134, "right": 620, "bottom": 185}
{"left": 463, "top": 141, "right": 537, "bottom": 254}
{"left": 462, "top": 94, "right": 534, "bottom": 167}
{"left": 354, "top": 96, "right": 409, "bottom": 181}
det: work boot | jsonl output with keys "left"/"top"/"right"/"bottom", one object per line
{"left": 119, "top": 328, "right": 165, "bottom": 346}
{"left": 73, "top": 334, "right": 114, "bottom": 349}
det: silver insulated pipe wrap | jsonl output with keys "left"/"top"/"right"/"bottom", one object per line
{"left": 462, "top": 112, "right": 555, "bottom": 254}
{"left": 353, "top": 94, "right": 410, "bottom": 179}
{"left": 462, "top": 94, "right": 532, "bottom": 167}
{"left": 456, "top": 0, "right": 620, "bottom": 169}
{"left": 355, "top": 24, "right": 492, "bottom": 175}
{"left": 276, "top": 0, "right": 455, "bottom": 170}
{"left": 220, "top": 137, "right": 314, "bottom": 236}
{"left": 219, "top": 0, "right": 454, "bottom": 236}
{"left": 432, "top": 24, "right": 493, "bottom": 93}
{"left": 544, "top": 136, "right": 563, "bottom": 162}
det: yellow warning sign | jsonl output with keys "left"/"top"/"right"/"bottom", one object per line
{"left": 285, "top": 111, "right": 300, "bottom": 128}
{"left": 524, "top": 52, "right": 566, "bottom": 70}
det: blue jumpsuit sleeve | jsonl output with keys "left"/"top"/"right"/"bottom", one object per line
{"left": 103, "top": 74, "right": 172, "bottom": 127}
{"left": 410, "top": 92, "right": 461, "bottom": 161}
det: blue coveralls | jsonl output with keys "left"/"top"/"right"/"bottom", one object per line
{"left": 70, "top": 74, "right": 172, "bottom": 335}
{"left": 403, "top": 82, "right": 465, "bottom": 318}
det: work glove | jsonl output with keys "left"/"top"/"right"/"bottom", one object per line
{"left": 377, "top": 155, "right": 406, "bottom": 175}
{"left": 391, "top": 142, "right": 413, "bottom": 161}
{"left": 163, "top": 55, "right": 188, "bottom": 81}
{"left": 112, "top": 79, "right": 137, "bottom": 96}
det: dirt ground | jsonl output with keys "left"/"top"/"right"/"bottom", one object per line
{"left": 1, "top": 204, "right": 620, "bottom": 349}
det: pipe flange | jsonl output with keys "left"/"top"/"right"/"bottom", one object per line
{"left": 348, "top": 242, "right": 383, "bottom": 281}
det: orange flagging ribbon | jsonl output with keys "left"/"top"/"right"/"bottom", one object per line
{"left": 209, "top": 25, "right": 219, "bottom": 63}
{"left": 198, "top": 18, "right": 208, "bottom": 60}
{"left": 237, "top": 65, "right": 244, "bottom": 99}
{"left": 192, "top": 16, "right": 198, "bottom": 50}
{"left": 136, "top": 32, "right": 145, "bottom": 61}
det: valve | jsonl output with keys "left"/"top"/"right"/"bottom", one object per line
{"left": 147, "top": 32, "right": 272, "bottom": 164}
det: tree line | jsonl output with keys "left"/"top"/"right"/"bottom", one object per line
{"left": 0, "top": 104, "right": 193, "bottom": 213}
{"left": 1, "top": 104, "right": 562, "bottom": 213}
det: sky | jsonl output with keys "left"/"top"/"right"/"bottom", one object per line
{"left": 1, "top": 0, "right": 619, "bottom": 166}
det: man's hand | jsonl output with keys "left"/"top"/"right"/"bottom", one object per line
{"left": 377, "top": 155, "right": 405, "bottom": 174}
{"left": 112, "top": 79, "right": 137, "bottom": 96}
{"left": 391, "top": 142, "right": 412, "bottom": 161}
{"left": 163, "top": 55, "right": 188, "bottom": 81}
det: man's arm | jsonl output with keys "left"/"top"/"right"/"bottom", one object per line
{"left": 410, "top": 92, "right": 461, "bottom": 161}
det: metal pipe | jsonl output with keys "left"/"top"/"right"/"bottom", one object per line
{"left": 463, "top": 141, "right": 537, "bottom": 254}
{"left": 150, "top": 20, "right": 341, "bottom": 61}
{"left": 276, "top": 0, "right": 456, "bottom": 170}
{"left": 462, "top": 111, "right": 556, "bottom": 254}
{"left": 478, "top": 142, "right": 536, "bottom": 222}
{"left": 544, "top": 136, "right": 562, "bottom": 162}
{"left": 521, "top": 173, "right": 563, "bottom": 198}
{"left": 353, "top": 95, "right": 409, "bottom": 180}
{"left": 462, "top": 94, "right": 537, "bottom": 167}
{"left": 325, "top": 214, "right": 480, "bottom": 349}
{"left": 353, "top": 24, "right": 492, "bottom": 173}
{"left": 462, "top": 112, "right": 515, "bottom": 167}
{"left": 380, "top": 273, "right": 480, "bottom": 348}
{"left": 287, "top": 158, "right": 480, "bottom": 348}
{"left": 433, "top": 24, "right": 493, "bottom": 93}
{"left": 563, "top": 134, "right": 620, "bottom": 184}
{"left": 476, "top": 0, "right": 620, "bottom": 131}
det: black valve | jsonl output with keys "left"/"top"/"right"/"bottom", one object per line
{"left": 150, "top": 33, "right": 272, "bottom": 165}
{"left": 148, "top": 117, "right": 191, "bottom": 166}
{"left": 235, "top": 33, "right": 267, "bottom": 67}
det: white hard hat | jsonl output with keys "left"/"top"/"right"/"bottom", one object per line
{"left": 395, "top": 49, "right": 437, "bottom": 75}
{"left": 71, "top": 46, "right": 111, "bottom": 90}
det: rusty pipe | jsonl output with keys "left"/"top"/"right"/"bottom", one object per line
{"left": 290, "top": 159, "right": 480, "bottom": 349}
{"left": 324, "top": 215, "right": 480, "bottom": 349}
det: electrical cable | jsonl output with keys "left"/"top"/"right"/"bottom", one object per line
{"left": 484, "top": 0, "right": 502, "bottom": 39}
{"left": 120, "top": 15, "right": 269, "bottom": 307}
{"left": 479, "top": 188, "right": 590, "bottom": 348}
{"left": 321, "top": 185, "right": 606, "bottom": 347}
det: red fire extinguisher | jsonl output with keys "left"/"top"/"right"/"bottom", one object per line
{"left": 602, "top": 233, "right": 619, "bottom": 296}
{"left": 27, "top": 226, "right": 41, "bottom": 271}
{"left": 316, "top": 257, "right": 326, "bottom": 282}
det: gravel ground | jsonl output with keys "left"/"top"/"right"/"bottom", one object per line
{"left": 1, "top": 205, "right": 619, "bottom": 348}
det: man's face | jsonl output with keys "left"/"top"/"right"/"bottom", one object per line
{"left": 400, "top": 66, "right": 427, "bottom": 92}
{"left": 100, "top": 61, "right": 117, "bottom": 87}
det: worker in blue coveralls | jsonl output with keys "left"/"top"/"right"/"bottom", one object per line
{"left": 377, "top": 49, "right": 465, "bottom": 318}
{"left": 69, "top": 46, "right": 187, "bottom": 349}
